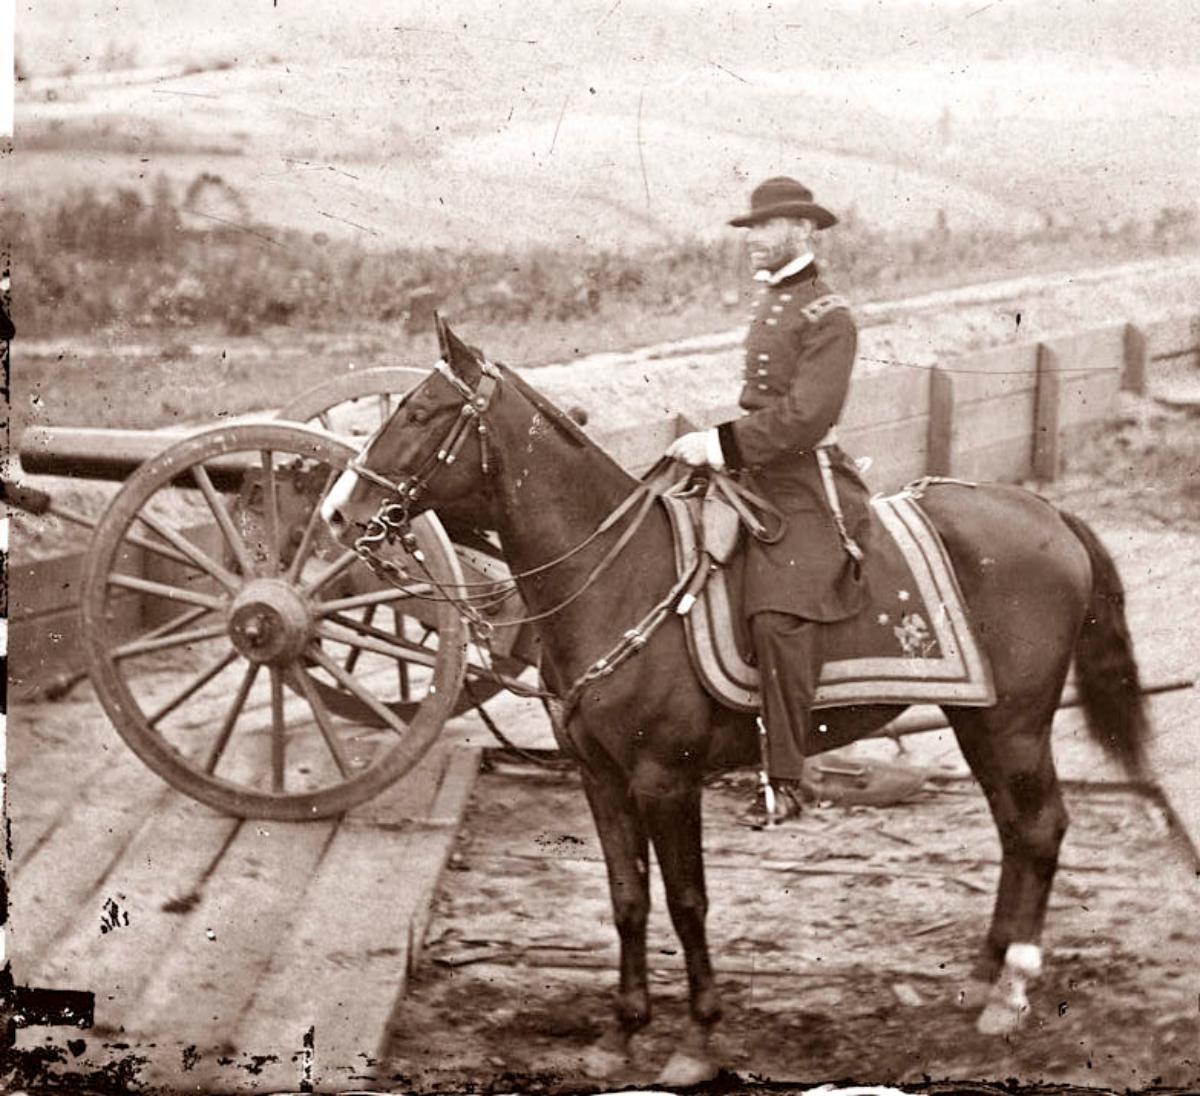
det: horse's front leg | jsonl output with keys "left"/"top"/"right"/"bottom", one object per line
{"left": 577, "top": 764, "right": 651, "bottom": 1078}
{"left": 634, "top": 758, "right": 722, "bottom": 1087}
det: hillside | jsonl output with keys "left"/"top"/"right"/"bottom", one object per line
{"left": 12, "top": 2, "right": 1200, "bottom": 250}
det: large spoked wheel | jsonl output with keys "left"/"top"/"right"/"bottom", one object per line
{"left": 279, "top": 367, "right": 524, "bottom": 718}
{"left": 80, "top": 422, "right": 467, "bottom": 820}
{"left": 277, "top": 366, "right": 429, "bottom": 438}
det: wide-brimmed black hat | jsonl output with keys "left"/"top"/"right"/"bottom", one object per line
{"left": 728, "top": 176, "right": 837, "bottom": 230}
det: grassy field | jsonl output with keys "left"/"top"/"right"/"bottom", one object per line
{"left": 7, "top": 2, "right": 1199, "bottom": 441}
{"left": 14, "top": 2, "right": 1200, "bottom": 244}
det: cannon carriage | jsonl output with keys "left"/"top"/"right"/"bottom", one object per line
{"left": 8, "top": 368, "right": 543, "bottom": 820}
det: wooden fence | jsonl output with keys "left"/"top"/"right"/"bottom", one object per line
{"left": 8, "top": 312, "right": 1199, "bottom": 689}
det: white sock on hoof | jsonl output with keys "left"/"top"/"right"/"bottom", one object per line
{"left": 976, "top": 942, "right": 1043, "bottom": 1034}
{"left": 1004, "top": 942, "right": 1043, "bottom": 979}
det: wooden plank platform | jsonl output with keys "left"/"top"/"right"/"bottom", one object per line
{"left": 4, "top": 681, "right": 482, "bottom": 1093}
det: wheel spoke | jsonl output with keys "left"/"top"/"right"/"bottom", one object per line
{"left": 314, "top": 586, "right": 432, "bottom": 615}
{"left": 286, "top": 467, "right": 339, "bottom": 583}
{"left": 108, "top": 572, "right": 228, "bottom": 612}
{"left": 205, "top": 662, "right": 259, "bottom": 774}
{"left": 343, "top": 604, "right": 377, "bottom": 674}
{"left": 135, "top": 508, "right": 241, "bottom": 590}
{"left": 137, "top": 604, "right": 212, "bottom": 644}
{"left": 259, "top": 450, "right": 281, "bottom": 573}
{"left": 306, "top": 644, "right": 410, "bottom": 737}
{"left": 270, "top": 666, "right": 286, "bottom": 793}
{"left": 147, "top": 648, "right": 240, "bottom": 728}
{"left": 316, "top": 619, "right": 441, "bottom": 670}
{"left": 118, "top": 527, "right": 195, "bottom": 568}
{"left": 377, "top": 393, "right": 393, "bottom": 425}
{"left": 393, "top": 610, "right": 411, "bottom": 701}
{"left": 318, "top": 410, "right": 334, "bottom": 433}
{"left": 114, "top": 620, "right": 230, "bottom": 660}
{"left": 193, "top": 461, "right": 257, "bottom": 577}
{"left": 302, "top": 548, "right": 362, "bottom": 596}
{"left": 325, "top": 610, "right": 436, "bottom": 657}
{"left": 289, "top": 666, "right": 353, "bottom": 779}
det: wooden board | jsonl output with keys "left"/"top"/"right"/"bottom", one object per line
{"left": 1043, "top": 323, "right": 1125, "bottom": 429}
{"left": 949, "top": 391, "right": 1037, "bottom": 483}
{"left": 6, "top": 550, "right": 141, "bottom": 687}
{"left": 1144, "top": 312, "right": 1200, "bottom": 361}
{"left": 840, "top": 418, "right": 928, "bottom": 492}
{"left": 210, "top": 747, "right": 480, "bottom": 1092}
{"left": 944, "top": 342, "right": 1039, "bottom": 405}
{"left": 9, "top": 760, "right": 176, "bottom": 973}
{"left": 6, "top": 677, "right": 483, "bottom": 1092}
{"left": 841, "top": 367, "right": 929, "bottom": 430}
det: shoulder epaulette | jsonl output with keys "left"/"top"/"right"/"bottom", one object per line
{"left": 800, "top": 294, "right": 850, "bottom": 323}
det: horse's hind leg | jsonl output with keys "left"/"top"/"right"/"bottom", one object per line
{"left": 948, "top": 702, "right": 1069, "bottom": 1034}
{"left": 576, "top": 763, "right": 651, "bottom": 1078}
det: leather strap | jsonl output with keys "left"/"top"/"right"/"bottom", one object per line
{"left": 816, "top": 446, "right": 865, "bottom": 563}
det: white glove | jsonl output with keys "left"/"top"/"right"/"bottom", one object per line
{"left": 666, "top": 429, "right": 725, "bottom": 469}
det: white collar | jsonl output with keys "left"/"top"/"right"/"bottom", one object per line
{"left": 754, "top": 252, "right": 815, "bottom": 285}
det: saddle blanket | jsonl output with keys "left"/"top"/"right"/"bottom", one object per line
{"left": 662, "top": 490, "right": 996, "bottom": 712}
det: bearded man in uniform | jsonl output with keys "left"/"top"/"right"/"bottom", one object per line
{"left": 665, "top": 176, "right": 872, "bottom": 826}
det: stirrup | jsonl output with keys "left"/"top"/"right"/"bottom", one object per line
{"left": 737, "top": 774, "right": 803, "bottom": 829}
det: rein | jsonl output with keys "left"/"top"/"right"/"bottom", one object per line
{"left": 340, "top": 360, "right": 771, "bottom": 723}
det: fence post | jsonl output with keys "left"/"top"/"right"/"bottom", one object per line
{"left": 1122, "top": 323, "right": 1148, "bottom": 395}
{"left": 926, "top": 367, "right": 955, "bottom": 476}
{"left": 1032, "top": 342, "right": 1061, "bottom": 481}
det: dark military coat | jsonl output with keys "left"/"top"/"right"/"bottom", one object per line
{"left": 715, "top": 262, "right": 871, "bottom": 622}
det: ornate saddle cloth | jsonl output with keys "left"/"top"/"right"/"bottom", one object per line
{"left": 660, "top": 486, "right": 996, "bottom": 712}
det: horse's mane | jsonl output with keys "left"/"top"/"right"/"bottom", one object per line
{"left": 492, "top": 359, "right": 591, "bottom": 450}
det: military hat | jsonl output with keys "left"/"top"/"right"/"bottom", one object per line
{"left": 728, "top": 176, "right": 837, "bottom": 230}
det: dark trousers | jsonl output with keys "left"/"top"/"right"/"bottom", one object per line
{"left": 751, "top": 611, "right": 821, "bottom": 782}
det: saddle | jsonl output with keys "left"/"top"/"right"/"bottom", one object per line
{"left": 656, "top": 471, "right": 996, "bottom": 712}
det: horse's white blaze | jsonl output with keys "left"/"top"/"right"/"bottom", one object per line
{"left": 322, "top": 466, "right": 360, "bottom": 527}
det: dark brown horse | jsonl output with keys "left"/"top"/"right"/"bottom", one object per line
{"left": 322, "top": 320, "right": 1149, "bottom": 1085}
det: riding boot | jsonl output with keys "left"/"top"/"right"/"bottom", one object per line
{"left": 738, "top": 612, "right": 821, "bottom": 828}
{"left": 751, "top": 611, "right": 820, "bottom": 778}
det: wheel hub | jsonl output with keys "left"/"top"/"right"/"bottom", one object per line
{"left": 228, "top": 579, "right": 314, "bottom": 665}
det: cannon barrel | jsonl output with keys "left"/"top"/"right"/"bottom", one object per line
{"left": 21, "top": 427, "right": 199, "bottom": 480}
{"left": 19, "top": 424, "right": 352, "bottom": 491}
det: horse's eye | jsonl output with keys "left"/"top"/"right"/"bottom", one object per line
{"left": 408, "top": 406, "right": 431, "bottom": 425}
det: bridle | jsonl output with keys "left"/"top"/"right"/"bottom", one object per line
{"left": 337, "top": 356, "right": 784, "bottom": 723}
{"left": 347, "top": 357, "right": 502, "bottom": 560}
{"left": 339, "top": 358, "right": 700, "bottom": 720}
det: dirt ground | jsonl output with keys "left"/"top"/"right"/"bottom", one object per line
{"left": 380, "top": 767, "right": 1198, "bottom": 1092}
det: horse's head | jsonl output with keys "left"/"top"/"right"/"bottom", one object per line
{"left": 321, "top": 315, "right": 503, "bottom": 544}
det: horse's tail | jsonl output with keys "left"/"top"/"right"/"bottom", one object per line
{"left": 1059, "top": 509, "right": 1150, "bottom": 776}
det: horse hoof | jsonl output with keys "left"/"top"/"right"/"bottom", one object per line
{"left": 578, "top": 1044, "right": 628, "bottom": 1080}
{"left": 655, "top": 1049, "right": 719, "bottom": 1087}
{"left": 976, "top": 998, "right": 1028, "bottom": 1036}
{"left": 956, "top": 978, "right": 992, "bottom": 1010}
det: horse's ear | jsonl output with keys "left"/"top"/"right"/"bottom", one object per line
{"left": 434, "top": 312, "right": 482, "bottom": 383}
{"left": 434, "top": 311, "right": 452, "bottom": 360}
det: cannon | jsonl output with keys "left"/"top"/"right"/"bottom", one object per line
{"left": 8, "top": 369, "right": 545, "bottom": 821}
